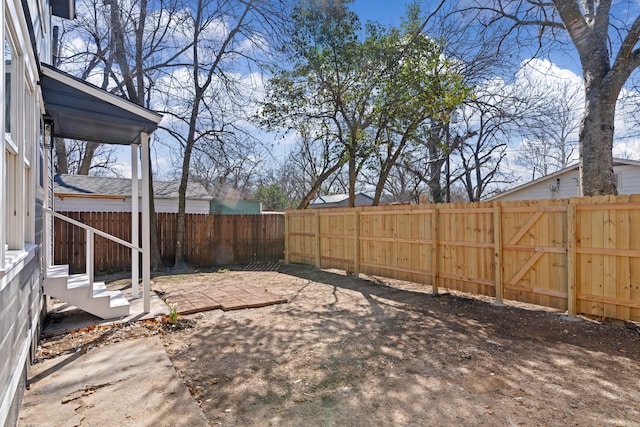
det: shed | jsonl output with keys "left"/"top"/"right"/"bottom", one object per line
{"left": 210, "top": 198, "right": 262, "bottom": 214}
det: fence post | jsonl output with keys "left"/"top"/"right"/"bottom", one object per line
{"left": 493, "top": 204, "right": 503, "bottom": 304}
{"left": 284, "top": 211, "right": 289, "bottom": 264}
{"left": 567, "top": 201, "right": 577, "bottom": 317}
{"left": 353, "top": 209, "right": 360, "bottom": 276}
{"left": 315, "top": 210, "right": 321, "bottom": 268}
{"left": 431, "top": 206, "right": 439, "bottom": 295}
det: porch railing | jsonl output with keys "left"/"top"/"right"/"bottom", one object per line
{"left": 43, "top": 207, "right": 142, "bottom": 301}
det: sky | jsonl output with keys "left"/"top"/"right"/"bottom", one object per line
{"left": 107, "top": 1, "right": 640, "bottom": 194}
{"left": 350, "top": 1, "right": 410, "bottom": 26}
{"left": 348, "top": 0, "right": 639, "bottom": 186}
{"left": 115, "top": 1, "right": 420, "bottom": 179}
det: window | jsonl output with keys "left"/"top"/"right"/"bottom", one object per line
{"left": 4, "top": 37, "right": 17, "bottom": 145}
{"left": 2, "top": 26, "right": 29, "bottom": 263}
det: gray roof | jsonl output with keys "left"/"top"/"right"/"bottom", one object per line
{"left": 310, "top": 192, "right": 373, "bottom": 205}
{"left": 54, "top": 174, "right": 212, "bottom": 200}
{"left": 41, "top": 64, "right": 162, "bottom": 145}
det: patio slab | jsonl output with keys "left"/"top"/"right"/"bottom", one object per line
{"left": 18, "top": 336, "right": 208, "bottom": 427}
{"left": 160, "top": 284, "right": 288, "bottom": 314}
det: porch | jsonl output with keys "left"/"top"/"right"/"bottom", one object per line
{"left": 39, "top": 64, "right": 163, "bottom": 319}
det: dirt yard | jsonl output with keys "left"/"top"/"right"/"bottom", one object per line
{"left": 39, "top": 264, "right": 640, "bottom": 426}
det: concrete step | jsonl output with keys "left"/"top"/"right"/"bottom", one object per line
{"left": 43, "top": 265, "right": 130, "bottom": 319}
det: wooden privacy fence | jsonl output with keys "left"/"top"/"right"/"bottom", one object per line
{"left": 54, "top": 212, "right": 285, "bottom": 273}
{"left": 285, "top": 195, "right": 640, "bottom": 322}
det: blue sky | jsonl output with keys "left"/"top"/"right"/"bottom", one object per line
{"left": 350, "top": 1, "right": 411, "bottom": 26}
{"left": 113, "top": 1, "right": 639, "bottom": 187}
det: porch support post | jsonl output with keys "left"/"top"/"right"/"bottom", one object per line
{"left": 131, "top": 143, "right": 139, "bottom": 298}
{"left": 141, "top": 132, "right": 151, "bottom": 313}
{"left": 43, "top": 132, "right": 51, "bottom": 268}
{"left": 0, "top": 100, "right": 4, "bottom": 268}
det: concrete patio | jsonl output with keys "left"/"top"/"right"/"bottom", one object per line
{"left": 18, "top": 337, "right": 208, "bottom": 426}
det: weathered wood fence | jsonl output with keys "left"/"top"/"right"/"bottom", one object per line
{"left": 285, "top": 196, "right": 640, "bottom": 322}
{"left": 54, "top": 212, "right": 285, "bottom": 273}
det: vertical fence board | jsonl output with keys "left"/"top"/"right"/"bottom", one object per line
{"left": 567, "top": 202, "right": 576, "bottom": 316}
{"left": 630, "top": 195, "right": 640, "bottom": 321}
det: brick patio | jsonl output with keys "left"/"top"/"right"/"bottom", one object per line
{"left": 160, "top": 284, "right": 288, "bottom": 315}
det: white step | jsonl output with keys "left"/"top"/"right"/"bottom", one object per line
{"left": 43, "top": 265, "right": 130, "bottom": 319}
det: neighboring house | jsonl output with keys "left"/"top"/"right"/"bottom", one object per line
{"left": 1, "top": 1, "right": 162, "bottom": 425}
{"left": 486, "top": 158, "right": 640, "bottom": 202}
{"left": 309, "top": 192, "right": 374, "bottom": 208}
{"left": 210, "top": 198, "right": 262, "bottom": 214}
{"left": 54, "top": 174, "right": 213, "bottom": 214}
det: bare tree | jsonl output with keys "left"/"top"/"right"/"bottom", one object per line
{"left": 273, "top": 132, "right": 347, "bottom": 209}
{"left": 57, "top": 0, "right": 192, "bottom": 269}
{"left": 157, "top": 0, "right": 292, "bottom": 268}
{"left": 515, "top": 63, "right": 582, "bottom": 178}
{"left": 460, "top": 0, "right": 640, "bottom": 195}
{"left": 180, "top": 139, "right": 264, "bottom": 197}
{"left": 54, "top": 139, "right": 122, "bottom": 175}
{"left": 449, "top": 82, "right": 527, "bottom": 201}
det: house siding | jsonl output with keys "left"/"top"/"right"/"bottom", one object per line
{"left": 0, "top": 249, "right": 42, "bottom": 427}
{"left": 492, "top": 164, "right": 640, "bottom": 202}
{"left": 1, "top": 0, "right": 48, "bottom": 421}
{"left": 55, "top": 196, "right": 211, "bottom": 214}
{"left": 616, "top": 165, "right": 640, "bottom": 194}
{"left": 210, "top": 199, "right": 262, "bottom": 214}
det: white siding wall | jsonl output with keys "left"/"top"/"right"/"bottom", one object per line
{"left": 494, "top": 170, "right": 580, "bottom": 201}
{"left": 0, "top": 250, "right": 41, "bottom": 427}
{"left": 494, "top": 165, "right": 640, "bottom": 202}
{"left": 1, "top": 0, "right": 48, "bottom": 424}
{"left": 616, "top": 165, "right": 640, "bottom": 194}
{"left": 55, "top": 196, "right": 211, "bottom": 214}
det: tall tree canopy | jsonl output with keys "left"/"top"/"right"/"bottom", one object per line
{"left": 260, "top": 0, "right": 468, "bottom": 207}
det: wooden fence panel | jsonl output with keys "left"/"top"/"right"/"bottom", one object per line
{"left": 285, "top": 196, "right": 640, "bottom": 322}
{"left": 359, "top": 205, "right": 433, "bottom": 284}
{"left": 318, "top": 209, "right": 356, "bottom": 272}
{"left": 287, "top": 211, "right": 316, "bottom": 265}
{"left": 574, "top": 195, "right": 640, "bottom": 321}
{"left": 55, "top": 212, "right": 284, "bottom": 273}
{"left": 437, "top": 203, "right": 495, "bottom": 296}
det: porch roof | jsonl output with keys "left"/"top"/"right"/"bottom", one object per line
{"left": 40, "top": 63, "right": 162, "bottom": 145}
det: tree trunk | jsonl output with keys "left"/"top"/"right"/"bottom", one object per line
{"left": 297, "top": 160, "right": 345, "bottom": 209}
{"left": 372, "top": 134, "right": 413, "bottom": 205}
{"left": 174, "top": 106, "right": 200, "bottom": 268}
{"left": 426, "top": 135, "right": 445, "bottom": 203}
{"left": 54, "top": 137, "right": 68, "bottom": 174}
{"left": 579, "top": 88, "right": 617, "bottom": 196}
{"left": 173, "top": 137, "right": 194, "bottom": 268}
{"left": 78, "top": 142, "right": 100, "bottom": 175}
{"left": 148, "top": 158, "right": 163, "bottom": 270}
{"left": 348, "top": 148, "right": 357, "bottom": 207}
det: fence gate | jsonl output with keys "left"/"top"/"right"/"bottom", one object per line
{"left": 499, "top": 202, "right": 568, "bottom": 310}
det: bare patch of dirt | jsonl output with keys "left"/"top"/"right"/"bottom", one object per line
{"left": 39, "top": 264, "right": 640, "bottom": 426}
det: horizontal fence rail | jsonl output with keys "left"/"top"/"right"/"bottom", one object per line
{"left": 54, "top": 212, "right": 285, "bottom": 273}
{"left": 285, "top": 195, "right": 640, "bottom": 322}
